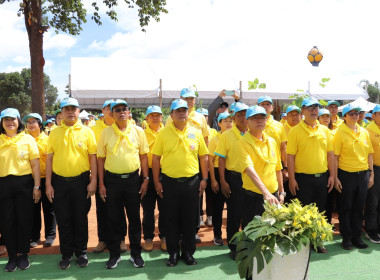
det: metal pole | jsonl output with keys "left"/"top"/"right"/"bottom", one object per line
{"left": 69, "top": 74, "right": 72, "bottom": 97}
{"left": 239, "top": 80, "right": 243, "bottom": 101}
{"left": 159, "top": 79, "right": 163, "bottom": 108}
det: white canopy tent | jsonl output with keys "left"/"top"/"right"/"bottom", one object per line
{"left": 70, "top": 57, "right": 368, "bottom": 109}
{"left": 338, "top": 97, "right": 377, "bottom": 112}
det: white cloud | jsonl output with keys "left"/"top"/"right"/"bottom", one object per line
{"left": 44, "top": 33, "right": 77, "bottom": 55}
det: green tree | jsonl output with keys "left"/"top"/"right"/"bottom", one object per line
{"left": 0, "top": 69, "right": 59, "bottom": 116}
{"left": 0, "top": 0, "right": 168, "bottom": 119}
{"left": 367, "top": 81, "right": 380, "bottom": 103}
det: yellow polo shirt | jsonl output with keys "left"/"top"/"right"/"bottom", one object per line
{"left": 265, "top": 115, "right": 287, "bottom": 149}
{"left": 367, "top": 121, "right": 380, "bottom": 166}
{"left": 334, "top": 123, "right": 374, "bottom": 172}
{"left": 283, "top": 122, "right": 294, "bottom": 137}
{"left": 208, "top": 132, "right": 221, "bottom": 168}
{"left": 0, "top": 132, "right": 40, "bottom": 177}
{"left": 165, "top": 108, "right": 210, "bottom": 138}
{"left": 331, "top": 115, "right": 344, "bottom": 130}
{"left": 144, "top": 124, "right": 161, "bottom": 168}
{"left": 208, "top": 126, "right": 218, "bottom": 140}
{"left": 287, "top": 120, "right": 333, "bottom": 174}
{"left": 152, "top": 123, "right": 208, "bottom": 178}
{"left": 47, "top": 120, "right": 97, "bottom": 177}
{"left": 33, "top": 133, "right": 48, "bottom": 178}
{"left": 91, "top": 119, "right": 109, "bottom": 143}
{"left": 214, "top": 124, "right": 245, "bottom": 172}
{"left": 98, "top": 123, "right": 149, "bottom": 174}
{"left": 238, "top": 132, "right": 282, "bottom": 194}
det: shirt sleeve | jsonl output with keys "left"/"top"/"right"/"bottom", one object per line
{"left": 286, "top": 127, "right": 297, "bottom": 155}
{"left": 274, "top": 140, "right": 283, "bottom": 171}
{"left": 138, "top": 127, "right": 150, "bottom": 155}
{"left": 97, "top": 129, "right": 107, "bottom": 158}
{"left": 152, "top": 131, "right": 163, "bottom": 156}
{"left": 198, "top": 133, "right": 209, "bottom": 156}
{"left": 47, "top": 131, "right": 55, "bottom": 154}
{"left": 28, "top": 137, "right": 40, "bottom": 160}
{"left": 238, "top": 140, "right": 254, "bottom": 173}
{"left": 367, "top": 131, "right": 374, "bottom": 154}
{"left": 333, "top": 131, "right": 342, "bottom": 156}
{"left": 214, "top": 133, "right": 227, "bottom": 158}
{"left": 326, "top": 128, "right": 333, "bottom": 152}
{"left": 280, "top": 125, "right": 287, "bottom": 143}
{"left": 208, "top": 137, "right": 217, "bottom": 156}
{"left": 202, "top": 117, "right": 210, "bottom": 138}
{"left": 87, "top": 128, "right": 97, "bottom": 154}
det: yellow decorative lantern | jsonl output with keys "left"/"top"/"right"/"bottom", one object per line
{"left": 307, "top": 46, "right": 323, "bottom": 67}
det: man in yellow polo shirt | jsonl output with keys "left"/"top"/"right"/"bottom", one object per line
{"left": 91, "top": 99, "right": 127, "bottom": 254}
{"left": 214, "top": 102, "right": 249, "bottom": 260}
{"left": 97, "top": 99, "right": 149, "bottom": 269}
{"left": 283, "top": 105, "right": 302, "bottom": 136}
{"left": 364, "top": 104, "right": 380, "bottom": 243}
{"left": 141, "top": 105, "right": 166, "bottom": 252}
{"left": 327, "top": 100, "right": 343, "bottom": 130}
{"left": 287, "top": 98, "right": 334, "bottom": 253}
{"left": 152, "top": 99, "right": 209, "bottom": 267}
{"left": 238, "top": 106, "right": 284, "bottom": 227}
{"left": 258, "top": 95, "right": 288, "bottom": 181}
{"left": 45, "top": 97, "right": 97, "bottom": 269}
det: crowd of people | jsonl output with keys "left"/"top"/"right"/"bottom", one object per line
{"left": 0, "top": 89, "right": 379, "bottom": 274}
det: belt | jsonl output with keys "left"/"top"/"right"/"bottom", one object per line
{"left": 163, "top": 173, "right": 198, "bottom": 183}
{"left": 225, "top": 169, "right": 241, "bottom": 176}
{"left": 53, "top": 171, "right": 90, "bottom": 182}
{"left": 105, "top": 169, "right": 139, "bottom": 179}
{"left": 338, "top": 169, "right": 369, "bottom": 175}
{"left": 296, "top": 171, "right": 328, "bottom": 178}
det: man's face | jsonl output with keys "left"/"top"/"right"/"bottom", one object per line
{"left": 258, "top": 101, "right": 273, "bottom": 114}
{"left": 62, "top": 106, "right": 79, "bottom": 123}
{"left": 102, "top": 105, "right": 113, "bottom": 120}
{"left": 233, "top": 110, "right": 247, "bottom": 128}
{"left": 56, "top": 113, "right": 63, "bottom": 125}
{"left": 302, "top": 104, "right": 319, "bottom": 121}
{"left": 327, "top": 104, "right": 338, "bottom": 116}
{"left": 217, "top": 104, "right": 228, "bottom": 114}
{"left": 112, "top": 105, "right": 129, "bottom": 123}
{"left": 372, "top": 112, "right": 380, "bottom": 125}
{"left": 26, "top": 118, "right": 40, "bottom": 134}
{"left": 147, "top": 113, "right": 163, "bottom": 126}
{"left": 358, "top": 111, "right": 365, "bottom": 121}
{"left": 218, "top": 117, "right": 233, "bottom": 130}
{"left": 171, "top": 107, "right": 189, "bottom": 123}
{"left": 246, "top": 114, "right": 266, "bottom": 132}
{"left": 182, "top": 97, "right": 196, "bottom": 109}
{"left": 287, "top": 111, "right": 301, "bottom": 127}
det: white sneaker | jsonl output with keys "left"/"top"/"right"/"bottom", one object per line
{"left": 199, "top": 216, "right": 205, "bottom": 228}
{"left": 206, "top": 216, "right": 213, "bottom": 227}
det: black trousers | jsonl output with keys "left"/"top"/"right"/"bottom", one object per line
{"left": 295, "top": 172, "right": 328, "bottom": 212}
{"left": 365, "top": 166, "right": 380, "bottom": 234}
{"left": 31, "top": 178, "right": 56, "bottom": 242}
{"left": 225, "top": 169, "right": 243, "bottom": 251}
{"left": 338, "top": 169, "right": 369, "bottom": 239}
{"left": 212, "top": 168, "right": 226, "bottom": 238}
{"left": 242, "top": 189, "right": 279, "bottom": 229}
{"left": 0, "top": 174, "right": 34, "bottom": 258}
{"left": 52, "top": 172, "right": 91, "bottom": 258}
{"left": 199, "top": 171, "right": 215, "bottom": 217}
{"left": 105, "top": 171, "right": 142, "bottom": 258}
{"left": 162, "top": 174, "right": 199, "bottom": 255}
{"left": 141, "top": 169, "right": 166, "bottom": 240}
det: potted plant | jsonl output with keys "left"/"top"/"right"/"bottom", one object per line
{"left": 231, "top": 199, "right": 333, "bottom": 280}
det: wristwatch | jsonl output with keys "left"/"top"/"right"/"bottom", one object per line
{"left": 33, "top": 186, "right": 40, "bottom": 190}
{"left": 280, "top": 192, "right": 286, "bottom": 197}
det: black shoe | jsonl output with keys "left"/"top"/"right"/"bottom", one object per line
{"left": 316, "top": 246, "right": 328, "bottom": 253}
{"left": 130, "top": 255, "right": 145, "bottom": 268}
{"left": 352, "top": 237, "right": 369, "bottom": 249}
{"left": 76, "top": 255, "right": 89, "bottom": 268}
{"left": 181, "top": 252, "right": 197, "bottom": 265}
{"left": 59, "top": 257, "right": 72, "bottom": 270}
{"left": 18, "top": 254, "right": 30, "bottom": 270}
{"left": 229, "top": 250, "right": 237, "bottom": 260}
{"left": 44, "top": 238, "right": 55, "bottom": 247}
{"left": 195, "top": 234, "right": 201, "bottom": 244}
{"left": 106, "top": 256, "right": 121, "bottom": 269}
{"left": 365, "top": 232, "right": 380, "bottom": 244}
{"left": 341, "top": 238, "right": 353, "bottom": 250}
{"left": 4, "top": 257, "right": 17, "bottom": 272}
{"left": 166, "top": 252, "right": 180, "bottom": 267}
{"left": 213, "top": 237, "right": 224, "bottom": 246}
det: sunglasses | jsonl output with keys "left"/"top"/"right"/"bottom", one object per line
{"left": 113, "top": 107, "right": 128, "bottom": 113}
{"left": 306, "top": 105, "right": 320, "bottom": 111}
{"left": 347, "top": 111, "right": 359, "bottom": 117}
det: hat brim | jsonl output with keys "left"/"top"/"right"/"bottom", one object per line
{"left": 181, "top": 93, "right": 197, "bottom": 98}
{"left": 343, "top": 107, "right": 361, "bottom": 116}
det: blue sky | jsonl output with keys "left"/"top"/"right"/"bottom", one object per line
{"left": 1, "top": 0, "right": 380, "bottom": 101}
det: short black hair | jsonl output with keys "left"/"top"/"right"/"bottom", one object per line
{"left": 0, "top": 117, "right": 25, "bottom": 134}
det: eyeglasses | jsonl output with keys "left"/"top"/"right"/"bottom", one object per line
{"left": 347, "top": 111, "right": 359, "bottom": 117}
{"left": 249, "top": 116, "right": 266, "bottom": 120}
{"left": 27, "top": 120, "right": 38, "bottom": 125}
{"left": 113, "top": 107, "right": 128, "bottom": 113}
{"left": 306, "top": 105, "right": 320, "bottom": 111}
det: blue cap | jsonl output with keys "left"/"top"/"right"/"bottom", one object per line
{"left": 0, "top": 108, "right": 20, "bottom": 119}
{"left": 232, "top": 102, "right": 249, "bottom": 116}
{"left": 23, "top": 113, "right": 42, "bottom": 123}
{"left": 246, "top": 105, "right": 267, "bottom": 119}
{"left": 170, "top": 99, "right": 188, "bottom": 111}
{"left": 60, "top": 97, "right": 80, "bottom": 109}
{"left": 103, "top": 99, "right": 115, "bottom": 108}
{"left": 327, "top": 100, "right": 340, "bottom": 107}
{"left": 217, "top": 112, "right": 232, "bottom": 122}
{"left": 286, "top": 105, "right": 301, "bottom": 114}
{"left": 318, "top": 109, "right": 331, "bottom": 116}
{"left": 54, "top": 109, "right": 61, "bottom": 115}
{"left": 365, "top": 113, "right": 372, "bottom": 118}
{"left": 110, "top": 99, "right": 128, "bottom": 111}
{"left": 180, "top": 88, "right": 197, "bottom": 98}
{"left": 229, "top": 102, "right": 237, "bottom": 112}
{"left": 45, "top": 119, "right": 54, "bottom": 124}
{"left": 281, "top": 113, "right": 287, "bottom": 117}
{"left": 99, "top": 113, "right": 104, "bottom": 117}
{"left": 146, "top": 105, "right": 162, "bottom": 116}
{"left": 196, "top": 108, "right": 208, "bottom": 115}
{"left": 342, "top": 104, "right": 361, "bottom": 117}
{"left": 373, "top": 104, "right": 380, "bottom": 114}
{"left": 258, "top": 95, "right": 273, "bottom": 105}
{"left": 301, "top": 98, "right": 320, "bottom": 107}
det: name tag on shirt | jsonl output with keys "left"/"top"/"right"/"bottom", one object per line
{"left": 188, "top": 133, "right": 196, "bottom": 139}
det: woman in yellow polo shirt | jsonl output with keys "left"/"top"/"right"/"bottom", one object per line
{"left": 24, "top": 113, "right": 56, "bottom": 248}
{"left": 334, "top": 104, "right": 374, "bottom": 250}
{"left": 0, "top": 108, "right": 41, "bottom": 272}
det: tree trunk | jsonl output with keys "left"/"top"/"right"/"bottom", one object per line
{"left": 24, "top": 0, "right": 45, "bottom": 120}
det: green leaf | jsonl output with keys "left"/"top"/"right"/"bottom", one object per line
{"left": 319, "top": 83, "right": 326, "bottom": 88}
{"left": 275, "top": 236, "right": 298, "bottom": 256}
{"left": 321, "top": 78, "right": 330, "bottom": 83}
{"left": 259, "top": 83, "right": 266, "bottom": 89}
{"left": 248, "top": 80, "right": 255, "bottom": 90}
{"left": 296, "top": 89, "right": 304, "bottom": 92}
{"left": 254, "top": 78, "right": 259, "bottom": 85}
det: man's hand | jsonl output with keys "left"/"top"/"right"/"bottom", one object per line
{"left": 334, "top": 178, "right": 343, "bottom": 193}
{"left": 155, "top": 181, "right": 164, "bottom": 199}
{"left": 327, "top": 175, "right": 335, "bottom": 193}
{"left": 199, "top": 180, "right": 207, "bottom": 197}
{"left": 87, "top": 180, "right": 97, "bottom": 199}
{"left": 45, "top": 183, "right": 54, "bottom": 203}
{"left": 211, "top": 179, "right": 219, "bottom": 194}
{"left": 220, "top": 180, "right": 231, "bottom": 198}
{"left": 33, "top": 189, "right": 41, "bottom": 204}
{"left": 139, "top": 180, "right": 149, "bottom": 200}
{"left": 99, "top": 184, "right": 107, "bottom": 202}
{"left": 289, "top": 178, "right": 299, "bottom": 196}
{"left": 263, "top": 192, "right": 279, "bottom": 204}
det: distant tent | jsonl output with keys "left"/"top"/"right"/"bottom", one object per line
{"left": 338, "top": 97, "right": 377, "bottom": 112}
